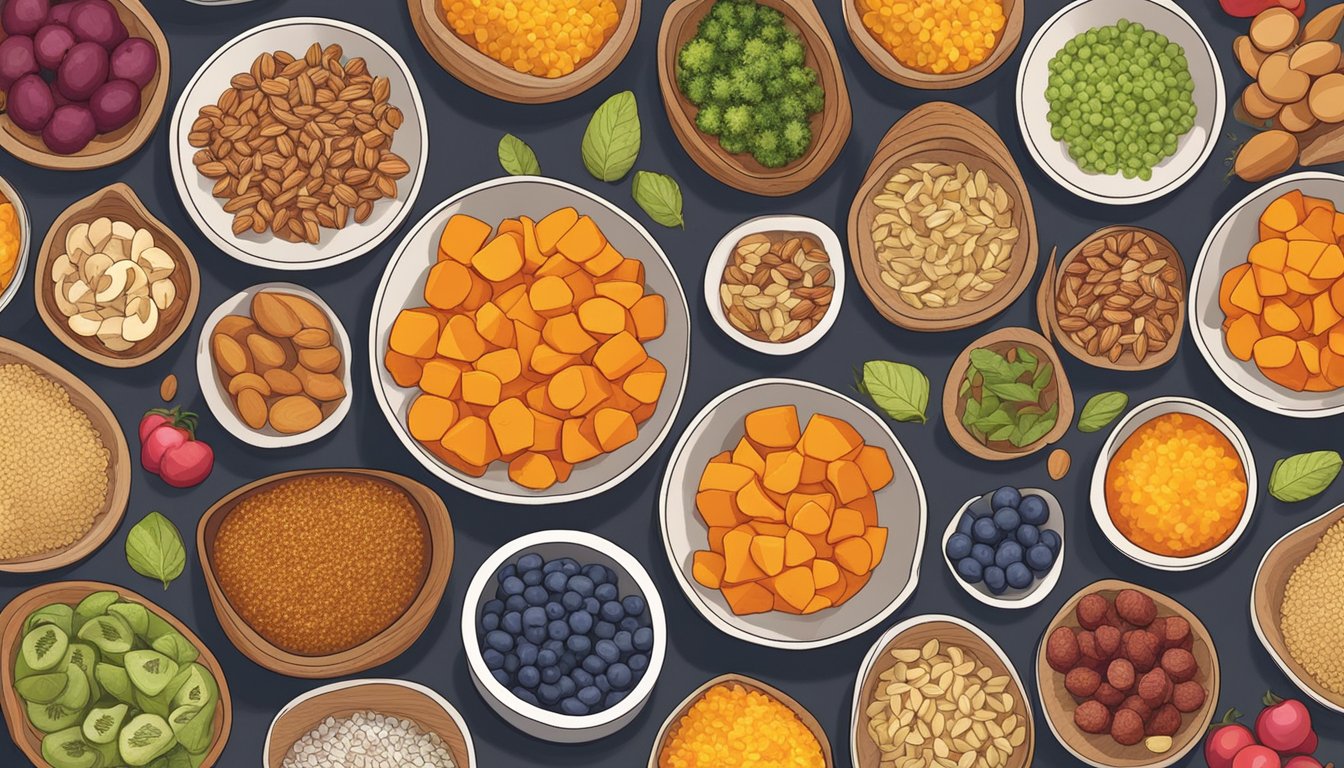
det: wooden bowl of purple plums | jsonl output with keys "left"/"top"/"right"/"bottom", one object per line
{"left": 941, "top": 485, "right": 1066, "bottom": 609}
{"left": 0, "top": 0, "right": 168, "bottom": 170}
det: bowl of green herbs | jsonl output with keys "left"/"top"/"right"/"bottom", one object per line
{"left": 942, "top": 327, "right": 1075, "bottom": 461}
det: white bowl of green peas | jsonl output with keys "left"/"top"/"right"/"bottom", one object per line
{"left": 1015, "top": 0, "right": 1225, "bottom": 205}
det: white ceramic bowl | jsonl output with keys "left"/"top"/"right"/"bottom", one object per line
{"left": 369, "top": 175, "right": 691, "bottom": 505}
{"left": 461, "top": 530, "right": 667, "bottom": 743}
{"left": 941, "top": 487, "right": 1064, "bottom": 610}
{"left": 196, "top": 282, "right": 353, "bottom": 448}
{"left": 1190, "top": 171, "right": 1344, "bottom": 418}
{"left": 1016, "top": 0, "right": 1225, "bottom": 205}
{"left": 703, "top": 215, "right": 844, "bottom": 355}
{"left": 169, "top": 18, "right": 427, "bottom": 270}
{"left": 1090, "top": 397, "right": 1257, "bottom": 571}
{"left": 0, "top": 175, "right": 30, "bottom": 315}
{"left": 660, "top": 378, "right": 926, "bottom": 650}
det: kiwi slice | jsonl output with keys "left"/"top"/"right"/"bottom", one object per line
{"left": 40, "top": 726, "right": 101, "bottom": 768}
{"left": 95, "top": 663, "right": 136, "bottom": 706}
{"left": 57, "top": 665, "right": 91, "bottom": 711}
{"left": 118, "top": 714, "right": 177, "bottom": 767}
{"left": 61, "top": 644, "right": 101, "bottom": 703}
{"left": 26, "top": 699, "right": 83, "bottom": 733}
{"left": 168, "top": 665, "right": 217, "bottom": 711}
{"left": 170, "top": 699, "right": 215, "bottom": 756}
{"left": 25, "top": 604, "right": 74, "bottom": 637}
{"left": 107, "top": 602, "right": 150, "bottom": 640}
{"left": 151, "top": 632, "right": 198, "bottom": 667}
{"left": 14, "top": 671, "right": 69, "bottom": 705}
{"left": 125, "top": 651, "right": 179, "bottom": 697}
{"left": 82, "top": 703, "right": 130, "bottom": 745}
{"left": 134, "top": 687, "right": 170, "bottom": 719}
{"left": 76, "top": 614, "right": 134, "bottom": 656}
{"left": 145, "top": 613, "right": 176, "bottom": 644}
{"left": 71, "top": 592, "right": 121, "bottom": 634}
{"left": 148, "top": 745, "right": 194, "bottom": 768}
{"left": 21, "top": 624, "right": 70, "bottom": 673}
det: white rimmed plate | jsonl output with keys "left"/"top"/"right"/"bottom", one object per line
{"left": 941, "top": 487, "right": 1064, "bottom": 609}
{"left": 169, "top": 17, "right": 427, "bottom": 270}
{"left": 0, "top": 175, "right": 29, "bottom": 315}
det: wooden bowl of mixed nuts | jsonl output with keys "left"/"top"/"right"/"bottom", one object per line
{"left": 704, "top": 215, "right": 844, "bottom": 355}
{"left": 1038, "top": 227, "right": 1185, "bottom": 371}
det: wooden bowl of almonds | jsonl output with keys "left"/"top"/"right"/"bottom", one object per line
{"left": 1037, "top": 227, "right": 1185, "bottom": 371}
{"left": 848, "top": 102, "right": 1038, "bottom": 332}
{"left": 850, "top": 613, "right": 1035, "bottom": 768}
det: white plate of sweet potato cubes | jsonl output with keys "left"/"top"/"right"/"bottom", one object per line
{"left": 370, "top": 177, "right": 691, "bottom": 504}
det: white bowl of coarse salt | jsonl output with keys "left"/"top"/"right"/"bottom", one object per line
{"left": 263, "top": 679, "right": 475, "bottom": 767}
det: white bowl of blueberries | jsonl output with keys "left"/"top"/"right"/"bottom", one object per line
{"left": 461, "top": 530, "right": 666, "bottom": 743}
{"left": 941, "top": 485, "right": 1065, "bottom": 609}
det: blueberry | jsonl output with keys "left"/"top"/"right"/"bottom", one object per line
{"left": 517, "top": 643, "right": 538, "bottom": 666}
{"left": 483, "top": 599, "right": 504, "bottom": 616}
{"left": 517, "top": 665, "right": 540, "bottom": 688}
{"left": 572, "top": 668, "right": 594, "bottom": 688}
{"left": 538, "top": 648, "right": 558, "bottom": 667}
{"left": 583, "top": 564, "right": 609, "bottom": 585}
{"left": 614, "top": 630, "right": 634, "bottom": 653}
{"left": 485, "top": 630, "right": 513, "bottom": 653}
{"left": 524, "top": 626, "right": 546, "bottom": 644}
{"left": 511, "top": 686, "right": 538, "bottom": 706}
{"left": 594, "top": 621, "right": 616, "bottom": 640}
{"left": 484, "top": 648, "right": 504, "bottom": 670}
{"left": 946, "top": 532, "right": 973, "bottom": 561}
{"left": 1026, "top": 544, "right": 1055, "bottom": 572}
{"left": 559, "top": 651, "right": 577, "bottom": 672}
{"left": 544, "top": 571, "right": 568, "bottom": 593}
{"left": 582, "top": 655, "right": 607, "bottom": 675}
{"left": 972, "top": 517, "right": 1000, "bottom": 544}
{"left": 568, "top": 610, "right": 593, "bottom": 635}
{"left": 560, "top": 697, "right": 589, "bottom": 716}
{"left": 956, "top": 514, "right": 975, "bottom": 536}
{"left": 584, "top": 597, "right": 601, "bottom": 615}
{"left": 605, "top": 691, "right": 627, "bottom": 708}
{"left": 523, "top": 606, "right": 547, "bottom": 627}
{"left": 622, "top": 595, "right": 646, "bottom": 616}
{"left": 991, "top": 486, "right": 1022, "bottom": 510}
{"left": 633, "top": 627, "right": 654, "bottom": 652}
{"left": 595, "top": 674, "right": 611, "bottom": 693}
{"left": 522, "top": 568, "right": 543, "bottom": 586}
{"left": 545, "top": 601, "right": 566, "bottom": 621}
{"left": 524, "top": 586, "right": 548, "bottom": 606}
{"left": 561, "top": 560, "right": 580, "bottom": 576}
{"left": 538, "top": 683, "right": 561, "bottom": 705}
{"left": 541, "top": 665, "right": 561, "bottom": 685}
{"left": 481, "top": 613, "right": 500, "bottom": 633}
{"left": 993, "top": 507, "right": 1021, "bottom": 532}
{"left": 501, "top": 612, "right": 523, "bottom": 636}
{"left": 595, "top": 583, "right": 619, "bottom": 602}
{"left": 1015, "top": 524, "right": 1040, "bottom": 547}
{"left": 504, "top": 595, "right": 526, "bottom": 613}
{"left": 600, "top": 601, "right": 625, "bottom": 623}
{"left": 499, "top": 564, "right": 517, "bottom": 581}
{"left": 1005, "top": 562, "right": 1033, "bottom": 589}
{"left": 547, "top": 621, "right": 569, "bottom": 641}
{"left": 1040, "top": 529, "right": 1061, "bottom": 553}
{"left": 607, "top": 662, "right": 633, "bottom": 690}
{"left": 569, "top": 575, "right": 595, "bottom": 597}
{"left": 956, "top": 557, "right": 984, "bottom": 584}
{"left": 618, "top": 617, "right": 640, "bottom": 633}
{"left": 971, "top": 543, "right": 995, "bottom": 567}
{"left": 566, "top": 635, "right": 591, "bottom": 656}
{"left": 1019, "top": 495, "right": 1048, "bottom": 525}
{"left": 994, "top": 541, "right": 1023, "bottom": 568}
{"left": 577, "top": 685, "right": 603, "bottom": 706}
{"left": 983, "top": 566, "right": 1007, "bottom": 595}
{"left": 518, "top": 553, "right": 544, "bottom": 572}
{"left": 629, "top": 653, "right": 649, "bottom": 673}
{"left": 503, "top": 654, "right": 519, "bottom": 674}
{"left": 543, "top": 559, "right": 565, "bottom": 574}
{"left": 561, "top": 591, "right": 583, "bottom": 611}
{"left": 492, "top": 670, "right": 511, "bottom": 687}
{"left": 595, "top": 638, "right": 620, "bottom": 663}
{"left": 501, "top": 576, "right": 525, "bottom": 596}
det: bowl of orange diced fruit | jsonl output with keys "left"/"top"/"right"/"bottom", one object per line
{"left": 658, "top": 378, "right": 927, "bottom": 649}
{"left": 1191, "top": 171, "right": 1344, "bottom": 418}
{"left": 370, "top": 176, "right": 690, "bottom": 503}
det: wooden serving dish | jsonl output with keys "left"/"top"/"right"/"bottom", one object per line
{"left": 841, "top": 0, "right": 1022, "bottom": 90}
{"left": 1252, "top": 502, "right": 1344, "bottom": 712}
{"left": 0, "top": 581, "right": 232, "bottom": 768}
{"left": 0, "top": 0, "right": 169, "bottom": 170}
{"left": 0, "top": 338, "right": 129, "bottom": 572}
{"left": 197, "top": 469, "right": 453, "bottom": 678}
{"left": 657, "top": 0, "right": 851, "bottom": 197}
{"left": 265, "top": 680, "right": 473, "bottom": 767}
{"left": 853, "top": 616, "right": 1034, "bottom": 768}
{"left": 848, "top": 103, "right": 1038, "bottom": 331}
{"left": 1035, "top": 580, "right": 1220, "bottom": 768}
{"left": 648, "top": 673, "right": 833, "bottom": 768}
{"left": 407, "top": 0, "right": 639, "bottom": 103}
{"left": 34, "top": 183, "right": 199, "bottom": 368}
{"left": 1037, "top": 226, "right": 1185, "bottom": 371}
{"left": 942, "top": 327, "right": 1073, "bottom": 461}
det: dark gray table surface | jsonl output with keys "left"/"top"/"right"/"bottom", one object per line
{"left": 2, "top": 0, "right": 1342, "bottom": 765}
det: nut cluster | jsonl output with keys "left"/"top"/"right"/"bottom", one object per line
{"left": 870, "top": 162, "right": 1020, "bottom": 311}
{"left": 719, "top": 232, "right": 833, "bottom": 343}
{"left": 1054, "top": 230, "right": 1181, "bottom": 365}
{"left": 865, "top": 638, "right": 1027, "bottom": 768}
{"left": 188, "top": 44, "right": 410, "bottom": 244}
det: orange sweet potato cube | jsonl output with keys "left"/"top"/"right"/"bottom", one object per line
{"left": 384, "top": 349, "right": 424, "bottom": 387}
{"left": 834, "top": 537, "right": 874, "bottom": 575}
{"left": 582, "top": 243, "right": 623, "bottom": 277}
{"left": 692, "top": 551, "right": 726, "bottom": 589}
{"left": 556, "top": 215, "right": 606, "bottom": 263}
{"left": 508, "top": 452, "right": 557, "bottom": 490}
{"left": 439, "top": 214, "right": 493, "bottom": 264}
{"left": 561, "top": 417, "right": 603, "bottom": 464}
{"left": 749, "top": 535, "right": 786, "bottom": 576}
{"left": 744, "top": 405, "right": 801, "bottom": 449}
{"left": 732, "top": 437, "right": 766, "bottom": 477}
{"left": 488, "top": 397, "right": 535, "bottom": 455}
{"left": 592, "top": 331, "right": 646, "bottom": 379}
{"left": 784, "top": 529, "right": 816, "bottom": 567}
{"left": 595, "top": 280, "right": 644, "bottom": 308}
{"left": 826, "top": 459, "right": 870, "bottom": 504}
{"left": 594, "top": 407, "right": 637, "bottom": 452}
{"left": 390, "top": 309, "right": 442, "bottom": 358}
{"left": 408, "top": 394, "right": 457, "bottom": 442}
{"left": 437, "top": 315, "right": 488, "bottom": 362}
{"left": 762, "top": 451, "right": 803, "bottom": 494}
{"left": 696, "top": 489, "right": 743, "bottom": 527}
{"left": 424, "top": 260, "right": 472, "bottom": 310}
{"left": 471, "top": 234, "right": 524, "bottom": 282}
{"left": 826, "top": 507, "right": 866, "bottom": 544}
{"left": 799, "top": 414, "right": 864, "bottom": 462}
{"left": 535, "top": 207, "right": 578, "bottom": 255}
{"left": 621, "top": 358, "right": 666, "bottom": 404}
{"left": 721, "top": 582, "right": 773, "bottom": 615}
{"left": 630, "top": 294, "right": 666, "bottom": 341}
{"left": 699, "top": 461, "right": 756, "bottom": 492}
{"left": 474, "top": 301, "right": 515, "bottom": 348}
{"left": 543, "top": 313, "right": 598, "bottom": 355}
{"left": 736, "top": 477, "right": 785, "bottom": 521}
{"left": 442, "top": 415, "right": 500, "bottom": 467}
{"left": 578, "top": 297, "right": 628, "bottom": 335}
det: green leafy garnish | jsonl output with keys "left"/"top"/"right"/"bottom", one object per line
{"left": 1077, "top": 392, "right": 1129, "bottom": 433}
{"left": 631, "top": 171, "right": 684, "bottom": 228}
{"left": 958, "top": 346, "right": 1058, "bottom": 448}
{"left": 581, "top": 91, "right": 640, "bottom": 182}
{"left": 857, "top": 361, "right": 929, "bottom": 424}
{"left": 125, "top": 513, "right": 186, "bottom": 590}
{"left": 1269, "top": 450, "right": 1343, "bottom": 502}
{"left": 497, "top": 133, "right": 540, "bottom": 176}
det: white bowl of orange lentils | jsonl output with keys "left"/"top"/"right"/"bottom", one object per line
{"left": 0, "top": 175, "right": 30, "bottom": 316}
{"left": 1090, "top": 397, "right": 1258, "bottom": 572}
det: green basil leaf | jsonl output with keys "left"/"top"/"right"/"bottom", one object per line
{"left": 860, "top": 360, "right": 929, "bottom": 424}
{"left": 1270, "top": 450, "right": 1343, "bottom": 502}
{"left": 974, "top": 409, "right": 1014, "bottom": 433}
{"left": 1031, "top": 360, "right": 1054, "bottom": 396}
{"left": 631, "top": 171, "right": 684, "bottom": 228}
{"left": 1015, "top": 346, "right": 1038, "bottom": 368}
{"left": 988, "top": 423, "right": 1016, "bottom": 442}
{"left": 581, "top": 90, "right": 640, "bottom": 182}
{"left": 968, "top": 348, "right": 1019, "bottom": 385}
{"left": 1077, "top": 391, "right": 1130, "bottom": 433}
{"left": 985, "top": 381, "right": 1039, "bottom": 403}
{"left": 125, "top": 512, "right": 185, "bottom": 590}
{"left": 498, "top": 133, "right": 540, "bottom": 176}
{"left": 1016, "top": 402, "right": 1058, "bottom": 446}
{"left": 962, "top": 398, "right": 982, "bottom": 428}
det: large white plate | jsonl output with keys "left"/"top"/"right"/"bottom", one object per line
{"left": 169, "top": 18, "right": 427, "bottom": 270}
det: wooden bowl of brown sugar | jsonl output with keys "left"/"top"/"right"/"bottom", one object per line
{"left": 197, "top": 468, "right": 452, "bottom": 678}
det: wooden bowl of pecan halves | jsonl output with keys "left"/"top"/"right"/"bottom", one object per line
{"left": 1038, "top": 227, "right": 1186, "bottom": 371}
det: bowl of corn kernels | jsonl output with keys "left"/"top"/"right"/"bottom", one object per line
{"left": 842, "top": 0, "right": 1024, "bottom": 90}
{"left": 0, "top": 176, "right": 30, "bottom": 316}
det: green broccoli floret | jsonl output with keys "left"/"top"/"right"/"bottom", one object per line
{"left": 730, "top": 69, "right": 764, "bottom": 103}
{"left": 776, "top": 94, "right": 806, "bottom": 122}
{"left": 780, "top": 39, "right": 805, "bottom": 67}
{"left": 800, "top": 83, "right": 824, "bottom": 114}
{"left": 723, "top": 105, "right": 753, "bottom": 137}
{"left": 735, "top": 1, "right": 758, "bottom": 29}
{"left": 709, "top": 1, "right": 738, "bottom": 27}
{"left": 710, "top": 75, "right": 735, "bottom": 102}
{"left": 697, "top": 17, "right": 725, "bottom": 43}
{"left": 719, "top": 134, "right": 750, "bottom": 155}
{"left": 745, "top": 40, "right": 783, "bottom": 81}
{"left": 720, "top": 27, "right": 745, "bottom": 53}
{"left": 781, "top": 120, "right": 811, "bottom": 158}
{"left": 742, "top": 37, "right": 771, "bottom": 64}
{"left": 683, "top": 75, "right": 712, "bottom": 105}
{"left": 679, "top": 38, "right": 718, "bottom": 76}
{"left": 696, "top": 104, "right": 725, "bottom": 136}
{"left": 752, "top": 130, "right": 789, "bottom": 168}
{"left": 785, "top": 65, "right": 817, "bottom": 90}
{"left": 757, "top": 23, "right": 783, "bottom": 44}
{"left": 756, "top": 6, "right": 783, "bottom": 29}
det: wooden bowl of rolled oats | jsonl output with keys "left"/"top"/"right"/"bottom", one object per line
{"left": 848, "top": 102, "right": 1038, "bottom": 332}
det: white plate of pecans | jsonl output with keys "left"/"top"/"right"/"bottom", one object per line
{"left": 169, "top": 18, "right": 427, "bottom": 270}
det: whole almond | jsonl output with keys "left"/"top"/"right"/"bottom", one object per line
{"left": 275, "top": 293, "right": 332, "bottom": 332}
{"left": 211, "top": 334, "right": 250, "bottom": 377}
{"left": 226, "top": 372, "right": 272, "bottom": 397}
{"left": 235, "top": 388, "right": 269, "bottom": 429}
{"left": 297, "top": 345, "right": 342, "bottom": 374}
{"left": 268, "top": 395, "right": 322, "bottom": 434}
{"left": 246, "top": 333, "right": 287, "bottom": 370}
{"left": 1048, "top": 448, "right": 1071, "bottom": 480}
{"left": 297, "top": 368, "right": 346, "bottom": 401}
{"left": 291, "top": 327, "right": 332, "bottom": 349}
{"left": 251, "top": 292, "right": 303, "bottom": 337}
{"left": 263, "top": 368, "right": 304, "bottom": 396}
{"left": 159, "top": 374, "right": 177, "bottom": 402}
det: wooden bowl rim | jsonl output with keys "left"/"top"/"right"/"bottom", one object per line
{"left": 656, "top": 0, "right": 852, "bottom": 196}
{"left": 0, "top": 0, "right": 169, "bottom": 170}
{"left": 841, "top": 0, "right": 1023, "bottom": 89}
{"left": 33, "top": 183, "right": 200, "bottom": 368}
{"left": 196, "top": 468, "right": 453, "bottom": 678}
{"left": 941, "top": 327, "right": 1074, "bottom": 461}
{"left": 1034, "top": 579, "right": 1221, "bottom": 768}
{"left": 0, "top": 580, "right": 233, "bottom": 768}
{"left": 648, "top": 673, "right": 834, "bottom": 768}
{"left": 0, "top": 338, "right": 130, "bottom": 572}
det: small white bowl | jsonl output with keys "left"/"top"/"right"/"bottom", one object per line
{"left": 1015, "top": 0, "right": 1225, "bottom": 205}
{"left": 0, "top": 175, "right": 30, "bottom": 315}
{"left": 703, "top": 215, "right": 844, "bottom": 355}
{"left": 941, "top": 487, "right": 1065, "bottom": 610}
{"left": 660, "top": 378, "right": 927, "bottom": 650}
{"left": 461, "top": 530, "right": 667, "bottom": 744}
{"left": 196, "top": 282, "right": 353, "bottom": 449}
{"left": 1090, "top": 397, "right": 1257, "bottom": 571}
{"left": 1190, "top": 171, "right": 1344, "bottom": 418}
{"left": 169, "top": 18, "right": 427, "bottom": 270}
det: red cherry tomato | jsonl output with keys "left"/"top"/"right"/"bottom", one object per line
{"left": 137, "top": 407, "right": 214, "bottom": 487}
{"left": 158, "top": 439, "right": 214, "bottom": 489}
{"left": 1206, "top": 710, "right": 1258, "bottom": 768}
{"left": 137, "top": 410, "right": 171, "bottom": 444}
{"left": 1285, "top": 729, "right": 1317, "bottom": 756}
{"left": 141, "top": 421, "right": 188, "bottom": 474}
{"left": 1284, "top": 757, "right": 1323, "bottom": 768}
{"left": 1256, "top": 693, "right": 1313, "bottom": 753}
{"left": 1233, "top": 745, "right": 1283, "bottom": 768}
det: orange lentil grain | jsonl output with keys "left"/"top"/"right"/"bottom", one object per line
{"left": 857, "top": 0, "right": 1006, "bottom": 75}
{"left": 658, "top": 682, "right": 824, "bottom": 768}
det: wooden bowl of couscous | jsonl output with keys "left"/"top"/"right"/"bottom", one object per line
{"left": 842, "top": 0, "right": 1023, "bottom": 90}
{"left": 408, "top": 0, "right": 640, "bottom": 104}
